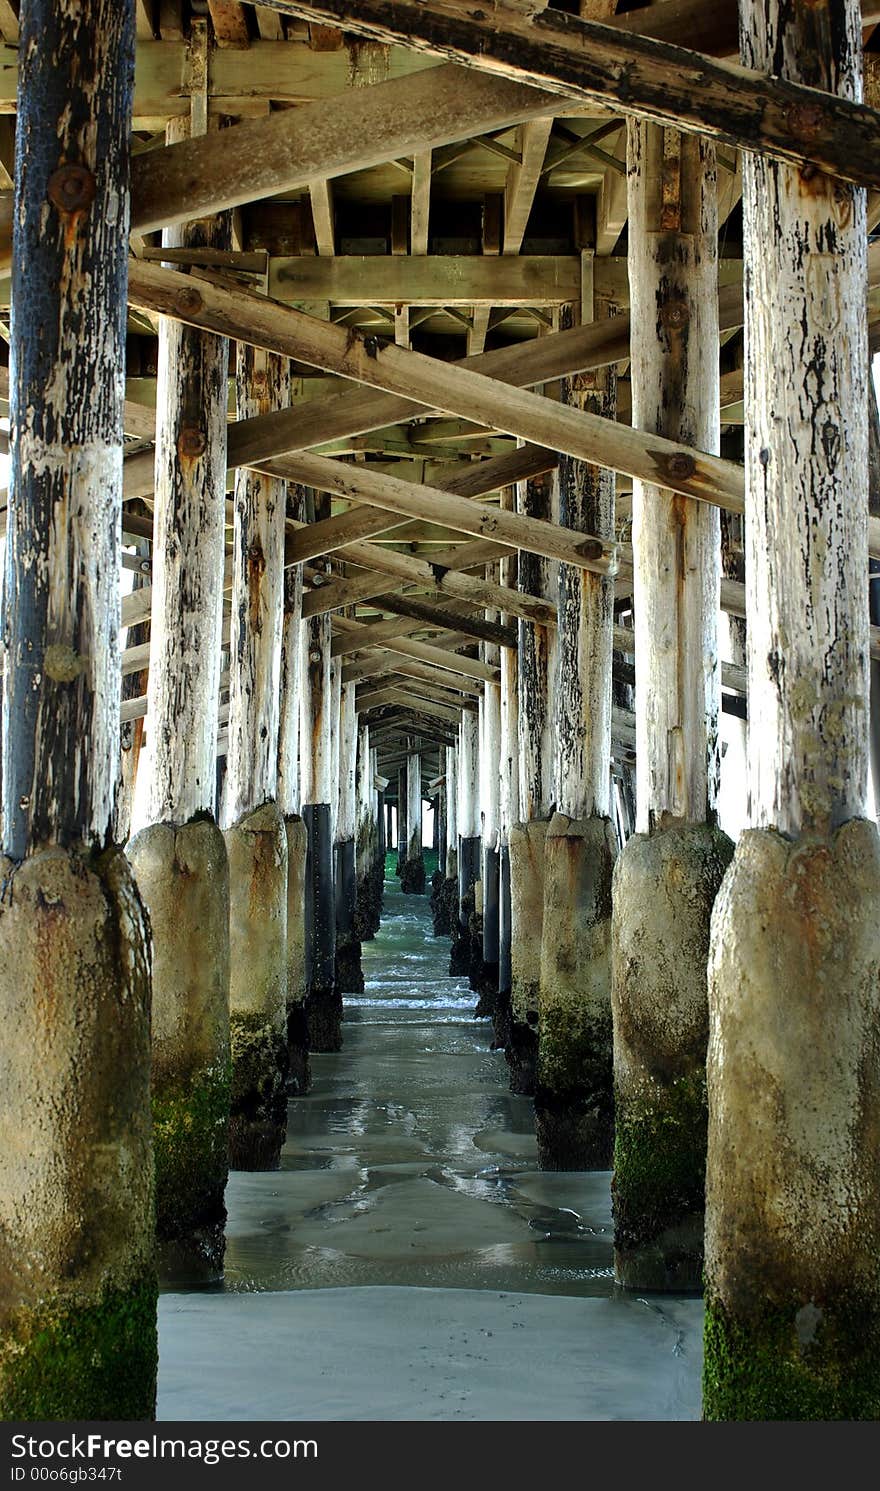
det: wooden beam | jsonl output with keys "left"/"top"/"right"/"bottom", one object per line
{"left": 336, "top": 619, "right": 499, "bottom": 682}
{"left": 309, "top": 179, "right": 335, "bottom": 257}
{"left": 285, "top": 442, "right": 557, "bottom": 564}
{"left": 127, "top": 261, "right": 745, "bottom": 516}
{"left": 282, "top": 452, "right": 617, "bottom": 575}
{"left": 270, "top": 255, "right": 580, "bottom": 306}
{"left": 267, "top": 0, "right": 880, "bottom": 188}
{"left": 504, "top": 118, "right": 554, "bottom": 254}
{"left": 208, "top": 2, "right": 250, "bottom": 47}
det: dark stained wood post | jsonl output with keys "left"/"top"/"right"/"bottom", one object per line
{"left": 0, "top": 0, "right": 156, "bottom": 1419}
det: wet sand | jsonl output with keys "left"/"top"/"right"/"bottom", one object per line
{"left": 158, "top": 873, "right": 704, "bottom": 1420}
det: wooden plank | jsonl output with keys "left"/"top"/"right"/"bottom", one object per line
{"left": 157, "top": 0, "right": 184, "bottom": 41}
{"left": 411, "top": 151, "right": 432, "bottom": 256}
{"left": 503, "top": 118, "right": 554, "bottom": 254}
{"left": 267, "top": 0, "right": 880, "bottom": 188}
{"left": 309, "top": 179, "right": 335, "bottom": 256}
{"left": 208, "top": 2, "right": 251, "bottom": 47}
{"left": 135, "top": 1, "right": 155, "bottom": 41}
{"left": 270, "top": 255, "right": 580, "bottom": 306}
{"left": 254, "top": 5, "right": 285, "bottom": 39}
{"left": 126, "top": 260, "right": 745, "bottom": 517}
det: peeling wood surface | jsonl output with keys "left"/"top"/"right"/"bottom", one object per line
{"left": 517, "top": 469, "right": 557, "bottom": 822}
{"left": 299, "top": 493, "right": 334, "bottom": 807}
{"left": 742, "top": 0, "right": 869, "bottom": 834}
{"left": 4, "top": 0, "right": 135, "bottom": 857}
{"left": 628, "top": 121, "right": 721, "bottom": 830}
{"left": 457, "top": 709, "right": 480, "bottom": 840}
{"left": 277, "top": 482, "right": 306, "bottom": 815}
{"left": 225, "top": 344, "right": 289, "bottom": 824}
{"left": 142, "top": 119, "right": 231, "bottom": 827}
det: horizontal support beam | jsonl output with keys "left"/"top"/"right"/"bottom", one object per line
{"left": 269, "top": 0, "right": 880, "bottom": 188}
{"left": 271, "top": 255, "right": 581, "bottom": 306}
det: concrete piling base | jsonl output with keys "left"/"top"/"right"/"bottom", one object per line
{"left": 303, "top": 802, "right": 340, "bottom": 1053}
{"left": 127, "top": 820, "right": 231, "bottom": 1278}
{"left": 284, "top": 815, "right": 311, "bottom": 1096}
{"left": 611, "top": 820, "right": 734, "bottom": 1291}
{"left": 400, "top": 854, "right": 426, "bottom": 895}
{"left": 335, "top": 838, "right": 364, "bottom": 995}
{"left": 506, "top": 820, "right": 548, "bottom": 1095}
{"left": 536, "top": 814, "right": 618, "bottom": 1171}
{"left": 704, "top": 821, "right": 880, "bottom": 1420}
{"left": 225, "top": 802, "right": 289, "bottom": 1171}
{"left": 0, "top": 847, "right": 157, "bottom": 1420}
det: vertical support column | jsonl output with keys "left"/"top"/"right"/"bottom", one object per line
{"left": 335, "top": 681, "right": 363, "bottom": 992}
{"left": 496, "top": 488, "right": 520, "bottom": 1047}
{"left": 430, "top": 771, "right": 449, "bottom": 933}
{"left": 279, "top": 483, "right": 309, "bottom": 1093}
{"left": 396, "top": 764, "right": 407, "bottom": 876}
{"left": 441, "top": 743, "right": 459, "bottom": 939}
{"left": 611, "top": 122, "right": 733, "bottom": 1289}
{"left": 451, "top": 710, "right": 481, "bottom": 981}
{"left": 300, "top": 501, "right": 339, "bottom": 1051}
{"left": 537, "top": 275, "right": 618, "bottom": 1171}
{"left": 401, "top": 743, "right": 426, "bottom": 893}
{"left": 704, "top": 0, "right": 879, "bottom": 1420}
{"left": 223, "top": 344, "right": 289, "bottom": 1170}
{"left": 507, "top": 469, "right": 556, "bottom": 1094}
{"left": 371, "top": 745, "right": 386, "bottom": 924}
{"left": 0, "top": 0, "right": 156, "bottom": 1417}
{"left": 127, "top": 111, "right": 231, "bottom": 1276}
{"left": 477, "top": 668, "right": 502, "bottom": 1013}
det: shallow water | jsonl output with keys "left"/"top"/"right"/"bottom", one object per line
{"left": 219, "top": 874, "right": 618, "bottom": 1298}
{"left": 158, "top": 872, "right": 704, "bottom": 1420}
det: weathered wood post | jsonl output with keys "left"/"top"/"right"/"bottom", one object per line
{"left": 478, "top": 668, "right": 502, "bottom": 1011}
{"left": 335, "top": 680, "right": 364, "bottom": 990}
{"left": 430, "top": 769, "right": 449, "bottom": 934}
{"left": 300, "top": 516, "right": 340, "bottom": 1050}
{"left": 496, "top": 488, "right": 520, "bottom": 1048}
{"left": 401, "top": 741, "right": 426, "bottom": 892}
{"left": 0, "top": 0, "right": 156, "bottom": 1418}
{"left": 537, "top": 285, "right": 618, "bottom": 1171}
{"left": 127, "top": 112, "right": 232, "bottom": 1278}
{"left": 507, "top": 470, "right": 556, "bottom": 1093}
{"left": 371, "top": 745, "right": 386, "bottom": 924}
{"left": 223, "top": 344, "right": 289, "bottom": 1169}
{"left": 611, "top": 122, "right": 733, "bottom": 1288}
{"left": 279, "top": 484, "right": 309, "bottom": 1093}
{"left": 704, "top": 0, "right": 880, "bottom": 1419}
{"left": 451, "top": 710, "right": 481, "bottom": 980}
{"left": 395, "top": 765, "right": 406, "bottom": 877}
{"left": 354, "top": 721, "right": 379, "bottom": 938}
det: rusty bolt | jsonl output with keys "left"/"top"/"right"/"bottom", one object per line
{"left": 175, "top": 285, "right": 204, "bottom": 316}
{"left": 660, "top": 301, "right": 689, "bottom": 331}
{"left": 578, "top": 538, "right": 606, "bottom": 563}
{"left": 178, "top": 425, "right": 207, "bottom": 460}
{"left": 309, "top": 649, "right": 322, "bottom": 663}
{"left": 787, "top": 102, "right": 824, "bottom": 141}
{"left": 666, "top": 452, "right": 696, "bottom": 481}
{"left": 47, "top": 163, "right": 96, "bottom": 214}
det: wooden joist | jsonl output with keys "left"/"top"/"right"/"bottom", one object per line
{"left": 269, "top": 0, "right": 880, "bottom": 188}
{"left": 270, "top": 254, "right": 581, "bottom": 306}
{"left": 126, "top": 260, "right": 744, "bottom": 514}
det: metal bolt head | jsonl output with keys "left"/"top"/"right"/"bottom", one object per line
{"left": 660, "top": 300, "right": 689, "bottom": 331}
{"left": 667, "top": 452, "right": 696, "bottom": 482}
{"left": 47, "top": 164, "right": 96, "bottom": 214}
{"left": 787, "top": 102, "right": 824, "bottom": 141}
{"left": 175, "top": 285, "right": 204, "bottom": 316}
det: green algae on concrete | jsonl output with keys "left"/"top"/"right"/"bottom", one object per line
{"left": 0, "top": 1277, "right": 158, "bottom": 1422}
{"left": 612, "top": 820, "right": 733, "bottom": 1290}
{"left": 536, "top": 813, "right": 617, "bottom": 1170}
{"left": 229, "top": 1011, "right": 289, "bottom": 1171}
{"left": 0, "top": 846, "right": 157, "bottom": 1420}
{"left": 703, "top": 1293, "right": 880, "bottom": 1421}
{"left": 705, "top": 821, "right": 880, "bottom": 1420}
{"left": 152, "top": 1060, "right": 231, "bottom": 1274}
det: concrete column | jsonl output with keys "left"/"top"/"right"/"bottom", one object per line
{"left": 278, "top": 484, "right": 309, "bottom": 1093}
{"left": 704, "top": 0, "right": 880, "bottom": 1420}
{"left": 128, "top": 112, "right": 231, "bottom": 1273}
{"left": 537, "top": 279, "right": 618, "bottom": 1171}
{"left": 300, "top": 501, "right": 339, "bottom": 1051}
{"left": 335, "top": 682, "right": 364, "bottom": 992}
{"left": 401, "top": 745, "right": 426, "bottom": 893}
{"left": 508, "top": 469, "right": 556, "bottom": 1093}
{"left": 223, "top": 343, "right": 290, "bottom": 1170}
{"left": 612, "top": 122, "right": 733, "bottom": 1290}
{"left": 0, "top": 0, "right": 155, "bottom": 1418}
